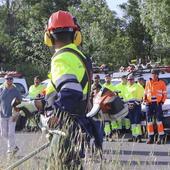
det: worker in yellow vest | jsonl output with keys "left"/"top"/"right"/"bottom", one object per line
{"left": 44, "top": 10, "right": 103, "bottom": 169}
{"left": 102, "top": 74, "right": 114, "bottom": 140}
{"left": 27, "top": 76, "right": 45, "bottom": 131}
{"left": 115, "top": 75, "right": 130, "bottom": 134}
{"left": 103, "top": 74, "right": 124, "bottom": 140}
{"left": 28, "top": 76, "right": 45, "bottom": 99}
{"left": 125, "top": 74, "right": 144, "bottom": 142}
{"left": 103, "top": 74, "right": 115, "bottom": 91}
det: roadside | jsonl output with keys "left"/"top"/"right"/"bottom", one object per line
{"left": 1, "top": 132, "right": 170, "bottom": 170}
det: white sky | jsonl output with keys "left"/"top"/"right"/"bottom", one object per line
{"left": 106, "top": 0, "right": 128, "bottom": 17}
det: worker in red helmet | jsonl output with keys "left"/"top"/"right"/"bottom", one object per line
{"left": 43, "top": 10, "right": 103, "bottom": 169}
{"left": 44, "top": 10, "right": 82, "bottom": 47}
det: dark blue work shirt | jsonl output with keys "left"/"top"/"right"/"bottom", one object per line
{"left": 0, "top": 85, "right": 21, "bottom": 118}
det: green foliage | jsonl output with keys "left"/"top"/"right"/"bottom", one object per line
{"left": 70, "top": 0, "right": 119, "bottom": 67}
{"left": 120, "top": 0, "right": 153, "bottom": 61}
{"left": 0, "top": 0, "right": 82, "bottom": 76}
{"left": 0, "top": 0, "right": 169, "bottom": 77}
{"left": 139, "top": 0, "right": 170, "bottom": 48}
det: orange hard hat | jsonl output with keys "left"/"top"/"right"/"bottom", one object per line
{"left": 47, "top": 10, "right": 78, "bottom": 31}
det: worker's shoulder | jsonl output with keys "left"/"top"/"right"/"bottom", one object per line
{"left": 159, "top": 79, "right": 167, "bottom": 85}
{"left": 29, "top": 84, "right": 35, "bottom": 89}
{"left": 53, "top": 45, "right": 85, "bottom": 60}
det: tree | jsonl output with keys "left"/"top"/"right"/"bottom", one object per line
{"left": 139, "top": 0, "right": 170, "bottom": 48}
{"left": 69, "top": 0, "right": 118, "bottom": 66}
{"left": 119, "top": 0, "right": 153, "bottom": 62}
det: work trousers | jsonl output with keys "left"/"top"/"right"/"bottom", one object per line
{"left": 146, "top": 102, "right": 163, "bottom": 122}
{"left": 0, "top": 117, "right": 17, "bottom": 152}
{"left": 128, "top": 104, "right": 142, "bottom": 137}
{"left": 146, "top": 102, "right": 164, "bottom": 140}
{"left": 128, "top": 104, "right": 141, "bottom": 125}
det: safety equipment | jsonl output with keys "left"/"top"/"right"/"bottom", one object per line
{"left": 114, "top": 82, "right": 128, "bottom": 100}
{"left": 144, "top": 79, "right": 167, "bottom": 103}
{"left": 44, "top": 31, "right": 53, "bottom": 47}
{"left": 147, "top": 122, "right": 154, "bottom": 136}
{"left": 44, "top": 10, "right": 82, "bottom": 47}
{"left": 47, "top": 10, "right": 77, "bottom": 31}
{"left": 46, "top": 44, "right": 92, "bottom": 116}
{"left": 46, "top": 45, "right": 91, "bottom": 96}
{"left": 157, "top": 121, "right": 164, "bottom": 135}
{"left": 73, "top": 30, "right": 82, "bottom": 46}
{"left": 99, "top": 90, "right": 124, "bottom": 114}
{"left": 102, "top": 83, "right": 115, "bottom": 92}
{"left": 44, "top": 30, "right": 82, "bottom": 47}
{"left": 104, "top": 122, "right": 112, "bottom": 136}
{"left": 86, "top": 88, "right": 128, "bottom": 121}
{"left": 28, "top": 84, "right": 45, "bottom": 99}
{"left": 126, "top": 83, "right": 144, "bottom": 101}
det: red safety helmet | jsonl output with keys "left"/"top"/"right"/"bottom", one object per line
{"left": 47, "top": 10, "right": 78, "bottom": 31}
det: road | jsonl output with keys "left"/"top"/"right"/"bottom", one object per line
{"left": 0, "top": 132, "right": 170, "bottom": 170}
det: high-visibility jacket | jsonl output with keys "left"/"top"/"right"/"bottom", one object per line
{"left": 46, "top": 43, "right": 92, "bottom": 115}
{"left": 125, "top": 83, "right": 144, "bottom": 102}
{"left": 115, "top": 82, "right": 128, "bottom": 100}
{"left": 144, "top": 79, "right": 167, "bottom": 103}
{"left": 102, "top": 83, "right": 115, "bottom": 92}
{"left": 137, "top": 83, "right": 144, "bottom": 101}
{"left": 28, "top": 84, "right": 45, "bottom": 99}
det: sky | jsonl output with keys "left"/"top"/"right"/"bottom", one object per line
{"left": 106, "top": 0, "right": 128, "bottom": 17}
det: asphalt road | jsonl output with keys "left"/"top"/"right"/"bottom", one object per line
{"left": 0, "top": 132, "right": 170, "bottom": 170}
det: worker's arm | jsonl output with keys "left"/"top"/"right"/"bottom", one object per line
{"left": 161, "top": 81, "right": 167, "bottom": 104}
{"left": 51, "top": 55, "right": 84, "bottom": 114}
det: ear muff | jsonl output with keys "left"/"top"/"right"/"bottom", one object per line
{"left": 44, "top": 31, "right": 53, "bottom": 47}
{"left": 74, "top": 31, "right": 82, "bottom": 46}
{"left": 44, "top": 29, "right": 82, "bottom": 47}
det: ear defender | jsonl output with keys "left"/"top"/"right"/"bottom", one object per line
{"left": 44, "top": 31, "right": 53, "bottom": 47}
{"left": 74, "top": 30, "right": 82, "bottom": 46}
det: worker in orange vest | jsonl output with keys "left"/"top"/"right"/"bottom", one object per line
{"left": 144, "top": 69, "right": 167, "bottom": 144}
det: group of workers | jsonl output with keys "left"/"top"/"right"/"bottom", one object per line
{"left": 91, "top": 70, "right": 167, "bottom": 144}
{"left": 0, "top": 9, "right": 168, "bottom": 170}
